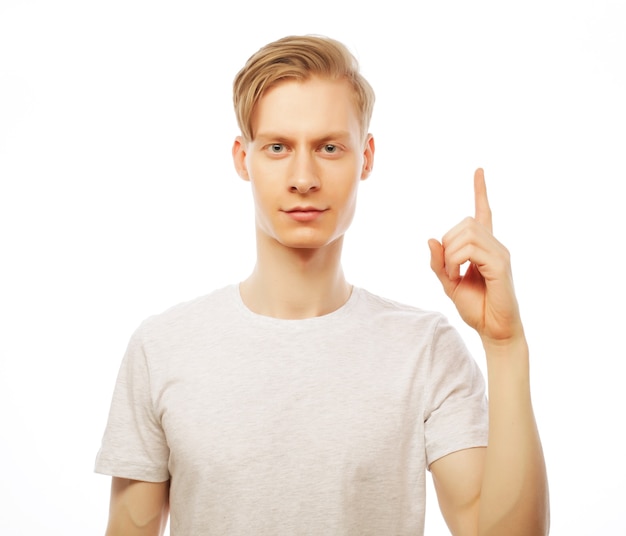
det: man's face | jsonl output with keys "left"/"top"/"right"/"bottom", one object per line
{"left": 233, "top": 77, "right": 374, "bottom": 251}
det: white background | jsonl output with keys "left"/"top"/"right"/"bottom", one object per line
{"left": 1, "top": 1, "right": 625, "bottom": 534}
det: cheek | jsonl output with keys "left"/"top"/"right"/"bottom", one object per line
{"left": 250, "top": 182, "right": 274, "bottom": 209}
{"left": 247, "top": 164, "right": 277, "bottom": 198}
{"left": 329, "top": 181, "right": 360, "bottom": 228}
{"left": 248, "top": 158, "right": 287, "bottom": 184}
{"left": 332, "top": 164, "right": 362, "bottom": 198}
{"left": 249, "top": 181, "right": 284, "bottom": 223}
{"left": 323, "top": 157, "right": 361, "bottom": 183}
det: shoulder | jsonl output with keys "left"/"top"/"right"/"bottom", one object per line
{"left": 349, "top": 288, "right": 475, "bottom": 373}
{"left": 351, "top": 287, "right": 464, "bottom": 351}
{"left": 134, "top": 284, "right": 237, "bottom": 342}
{"left": 354, "top": 287, "right": 448, "bottom": 329}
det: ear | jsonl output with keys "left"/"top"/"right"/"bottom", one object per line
{"left": 232, "top": 136, "right": 250, "bottom": 181}
{"left": 360, "top": 133, "right": 375, "bottom": 180}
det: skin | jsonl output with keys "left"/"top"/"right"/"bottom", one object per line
{"left": 105, "top": 478, "right": 169, "bottom": 536}
{"left": 232, "top": 77, "right": 374, "bottom": 319}
{"left": 104, "top": 76, "right": 549, "bottom": 535}
{"left": 428, "top": 169, "right": 550, "bottom": 534}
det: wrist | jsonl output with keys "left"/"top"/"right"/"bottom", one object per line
{"left": 480, "top": 324, "right": 527, "bottom": 355}
{"left": 482, "top": 333, "right": 531, "bottom": 387}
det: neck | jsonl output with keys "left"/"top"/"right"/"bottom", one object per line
{"left": 240, "top": 231, "right": 351, "bottom": 319}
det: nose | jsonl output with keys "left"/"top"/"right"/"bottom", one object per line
{"left": 289, "top": 152, "right": 320, "bottom": 194}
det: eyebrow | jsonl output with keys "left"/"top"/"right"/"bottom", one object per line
{"left": 254, "top": 131, "right": 353, "bottom": 144}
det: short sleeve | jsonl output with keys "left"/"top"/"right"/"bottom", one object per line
{"left": 94, "top": 324, "right": 170, "bottom": 482}
{"left": 424, "top": 317, "right": 489, "bottom": 468}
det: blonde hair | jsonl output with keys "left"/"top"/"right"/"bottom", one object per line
{"left": 233, "top": 35, "right": 375, "bottom": 141}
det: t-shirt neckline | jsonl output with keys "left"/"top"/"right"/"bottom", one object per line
{"left": 231, "top": 283, "right": 362, "bottom": 326}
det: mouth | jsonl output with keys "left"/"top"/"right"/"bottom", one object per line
{"left": 283, "top": 207, "right": 328, "bottom": 222}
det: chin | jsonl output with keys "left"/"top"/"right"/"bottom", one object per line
{"left": 259, "top": 223, "right": 345, "bottom": 251}
{"left": 276, "top": 233, "right": 343, "bottom": 251}
{"left": 279, "top": 239, "right": 331, "bottom": 250}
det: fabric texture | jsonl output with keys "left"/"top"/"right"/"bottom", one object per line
{"left": 95, "top": 284, "right": 488, "bottom": 535}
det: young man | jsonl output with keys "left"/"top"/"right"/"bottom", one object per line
{"left": 96, "top": 35, "right": 549, "bottom": 535}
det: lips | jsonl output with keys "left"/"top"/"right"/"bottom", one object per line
{"left": 283, "top": 207, "right": 327, "bottom": 222}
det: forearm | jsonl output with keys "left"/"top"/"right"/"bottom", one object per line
{"left": 478, "top": 336, "right": 549, "bottom": 535}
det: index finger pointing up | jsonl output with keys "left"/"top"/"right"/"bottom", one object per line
{"left": 474, "top": 168, "right": 493, "bottom": 232}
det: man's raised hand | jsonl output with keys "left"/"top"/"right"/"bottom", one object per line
{"left": 428, "top": 168, "right": 523, "bottom": 345}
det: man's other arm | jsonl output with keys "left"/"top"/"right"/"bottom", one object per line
{"left": 105, "top": 477, "right": 170, "bottom": 536}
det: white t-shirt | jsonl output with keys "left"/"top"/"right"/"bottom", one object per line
{"left": 95, "top": 285, "right": 488, "bottom": 535}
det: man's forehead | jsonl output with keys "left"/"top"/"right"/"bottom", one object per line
{"left": 250, "top": 78, "right": 361, "bottom": 141}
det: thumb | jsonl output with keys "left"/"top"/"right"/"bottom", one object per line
{"left": 428, "top": 239, "right": 455, "bottom": 297}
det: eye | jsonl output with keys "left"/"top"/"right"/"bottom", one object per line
{"left": 322, "top": 144, "right": 338, "bottom": 154}
{"left": 268, "top": 143, "right": 285, "bottom": 153}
